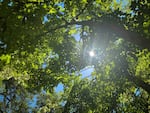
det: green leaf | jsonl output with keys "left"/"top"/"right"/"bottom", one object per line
{"left": 0, "top": 54, "right": 11, "bottom": 64}
{"left": 49, "top": 7, "right": 57, "bottom": 14}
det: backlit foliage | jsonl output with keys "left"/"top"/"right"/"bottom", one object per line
{"left": 0, "top": 0, "right": 150, "bottom": 112}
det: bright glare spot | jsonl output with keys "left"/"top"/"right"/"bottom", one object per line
{"left": 89, "top": 51, "right": 95, "bottom": 57}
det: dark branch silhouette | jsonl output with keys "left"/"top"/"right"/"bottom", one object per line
{"left": 37, "top": 19, "right": 150, "bottom": 49}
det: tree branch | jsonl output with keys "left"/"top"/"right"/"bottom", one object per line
{"left": 37, "top": 19, "right": 150, "bottom": 49}
{"left": 119, "top": 55, "right": 150, "bottom": 94}
{"left": 101, "top": 22, "right": 150, "bottom": 49}
{"left": 126, "top": 72, "right": 150, "bottom": 94}
{"left": 0, "top": 109, "right": 3, "bottom": 113}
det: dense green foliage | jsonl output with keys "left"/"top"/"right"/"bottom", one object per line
{"left": 0, "top": 0, "right": 150, "bottom": 113}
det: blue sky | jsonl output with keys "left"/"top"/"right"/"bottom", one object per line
{"left": 0, "top": 0, "right": 140, "bottom": 111}
{"left": 55, "top": 66, "right": 94, "bottom": 93}
{"left": 27, "top": 66, "right": 95, "bottom": 110}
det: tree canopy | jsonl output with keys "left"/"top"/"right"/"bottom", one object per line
{"left": 0, "top": 0, "right": 150, "bottom": 113}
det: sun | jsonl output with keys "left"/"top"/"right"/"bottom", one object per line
{"left": 89, "top": 50, "right": 95, "bottom": 57}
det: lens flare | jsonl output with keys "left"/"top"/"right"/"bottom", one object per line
{"left": 89, "top": 51, "right": 95, "bottom": 57}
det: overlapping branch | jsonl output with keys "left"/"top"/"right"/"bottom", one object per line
{"left": 36, "top": 18, "right": 150, "bottom": 94}
{"left": 37, "top": 19, "right": 150, "bottom": 49}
